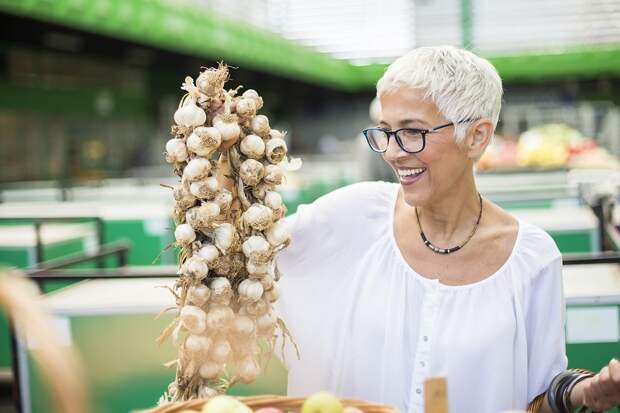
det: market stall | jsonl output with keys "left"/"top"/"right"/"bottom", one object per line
{"left": 10, "top": 259, "right": 619, "bottom": 413}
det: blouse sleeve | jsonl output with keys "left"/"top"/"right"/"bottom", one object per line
{"left": 275, "top": 200, "right": 329, "bottom": 280}
{"left": 525, "top": 254, "right": 568, "bottom": 402}
{"left": 275, "top": 182, "right": 384, "bottom": 279}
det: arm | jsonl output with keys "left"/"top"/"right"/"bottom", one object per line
{"left": 577, "top": 359, "right": 620, "bottom": 411}
{"left": 531, "top": 360, "right": 620, "bottom": 412}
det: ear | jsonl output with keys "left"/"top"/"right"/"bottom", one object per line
{"left": 465, "top": 118, "right": 494, "bottom": 159}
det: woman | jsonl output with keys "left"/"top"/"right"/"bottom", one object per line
{"left": 274, "top": 46, "right": 620, "bottom": 412}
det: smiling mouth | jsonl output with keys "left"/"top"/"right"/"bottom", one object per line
{"left": 396, "top": 167, "right": 426, "bottom": 184}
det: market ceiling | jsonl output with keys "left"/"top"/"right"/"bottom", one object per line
{"left": 1, "top": 0, "right": 619, "bottom": 91}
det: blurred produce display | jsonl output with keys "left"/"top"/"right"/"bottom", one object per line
{"left": 478, "top": 124, "right": 620, "bottom": 171}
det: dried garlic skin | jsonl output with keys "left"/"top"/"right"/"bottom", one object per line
{"left": 187, "top": 127, "right": 221, "bottom": 157}
{"left": 240, "top": 134, "right": 266, "bottom": 160}
{"left": 174, "top": 98, "right": 206, "bottom": 127}
{"left": 239, "top": 159, "right": 265, "bottom": 186}
{"left": 162, "top": 64, "right": 298, "bottom": 401}
{"left": 251, "top": 115, "right": 270, "bottom": 137}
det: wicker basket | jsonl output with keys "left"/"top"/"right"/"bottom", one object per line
{"left": 142, "top": 395, "right": 397, "bottom": 413}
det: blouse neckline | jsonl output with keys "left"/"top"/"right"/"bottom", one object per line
{"left": 387, "top": 183, "right": 523, "bottom": 290}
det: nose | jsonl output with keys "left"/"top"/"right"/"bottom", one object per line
{"left": 382, "top": 133, "right": 409, "bottom": 162}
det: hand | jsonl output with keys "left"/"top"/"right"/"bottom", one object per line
{"left": 581, "top": 359, "right": 620, "bottom": 411}
{"left": 215, "top": 153, "right": 235, "bottom": 194}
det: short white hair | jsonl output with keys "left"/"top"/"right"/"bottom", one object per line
{"left": 377, "top": 45, "right": 503, "bottom": 143}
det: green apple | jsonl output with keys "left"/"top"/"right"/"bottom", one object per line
{"left": 301, "top": 391, "right": 344, "bottom": 413}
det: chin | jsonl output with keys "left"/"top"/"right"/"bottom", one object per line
{"left": 400, "top": 185, "right": 431, "bottom": 208}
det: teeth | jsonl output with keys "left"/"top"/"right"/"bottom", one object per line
{"left": 397, "top": 168, "right": 426, "bottom": 177}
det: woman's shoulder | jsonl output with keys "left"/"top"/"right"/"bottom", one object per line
{"left": 517, "top": 219, "right": 561, "bottom": 261}
{"left": 508, "top": 216, "right": 563, "bottom": 286}
{"left": 285, "top": 181, "right": 396, "bottom": 238}
{"left": 485, "top": 201, "right": 561, "bottom": 279}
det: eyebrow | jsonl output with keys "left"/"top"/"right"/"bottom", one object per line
{"left": 378, "top": 118, "right": 430, "bottom": 128}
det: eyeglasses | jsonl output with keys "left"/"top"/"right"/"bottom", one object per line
{"left": 362, "top": 119, "right": 475, "bottom": 153}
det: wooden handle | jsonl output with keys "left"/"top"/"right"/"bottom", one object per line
{"left": 424, "top": 377, "right": 448, "bottom": 413}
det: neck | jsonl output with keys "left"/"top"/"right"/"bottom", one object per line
{"left": 413, "top": 172, "right": 481, "bottom": 245}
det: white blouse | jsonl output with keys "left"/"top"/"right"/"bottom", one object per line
{"left": 275, "top": 181, "right": 568, "bottom": 413}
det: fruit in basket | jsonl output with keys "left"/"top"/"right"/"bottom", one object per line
{"left": 301, "top": 391, "right": 344, "bottom": 413}
{"left": 202, "top": 395, "right": 251, "bottom": 413}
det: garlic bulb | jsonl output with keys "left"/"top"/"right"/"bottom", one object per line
{"left": 198, "top": 386, "right": 219, "bottom": 400}
{"left": 213, "top": 115, "right": 241, "bottom": 143}
{"left": 185, "top": 334, "right": 211, "bottom": 354}
{"left": 243, "top": 299, "right": 269, "bottom": 317}
{"left": 265, "top": 219, "right": 290, "bottom": 247}
{"left": 196, "top": 66, "right": 228, "bottom": 97}
{"left": 242, "top": 89, "right": 263, "bottom": 110}
{"left": 187, "top": 127, "right": 221, "bottom": 157}
{"left": 199, "top": 360, "right": 222, "bottom": 379}
{"left": 266, "top": 138, "right": 287, "bottom": 164}
{"left": 206, "top": 305, "right": 235, "bottom": 330}
{"left": 213, "top": 189, "right": 233, "bottom": 211}
{"left": 259, "top": 273, "right": 275, "bottom": 291}
{"left": 256, "top": 310, "right": 277, "bottom": 333}
{"left": 242, "top": 235, "right": 271, "bottom": 263}
{"left": 240, "top": 134, "right": 265, "bottom": 160}
{"left": 239, "top": 159, "right": 265, "bottom": 186}
{"left": 183, "top": 158, "right": 212, "bottom": 182}
{"left": 250, "top": 115, "right": 270, "bottom": 137}
{"left": 238, "top": 279, "right": 264, "bottom": 302}
{"left": 263, "top": 164, "right": 283, "bottom": 186}
{"left": 209, "top": 277, "right": 232, "bottom": 304}
{"left": 173, "top": 185, "right": 197, "bottom": 210}
{"left": 180, "top": 305, "right": 207, "bottom": 334}
{"left": 165, "top": 139, "right": 189, "bottom": 163}
{"left": 185, "top": 202, "right": 220, "bottom": 229}
{"left": 174, "top": 97, "right": 206, "bottom": 127}
{"left": 238, "top": 356, "right": 260, "bottom": 383}
{"left": 234, "top": 341, "right": 261, "bottom": 358}
{"left": 232, "top": 315, "right": 256, "bottom": 336}
{"left": 181, "top": 255, "right": 209, "bottom": 280}
{"left": 214, "top": 223, "right": 235, "bottom": 253}
{"left": 270, "top": 129, "right": 285, "bottom": 140}
{"left": 251, "top": 182, "right": 274, "bottom": 200}
{"left": 188, "top": 284, "right": 211, "bottom": 306}
{"left": 264, "top": 191, "right": 282, "bottom": 210}
{"left": 190, "top": 176, "right": 219, "bottom": 199}
{"left": 197, "top": 243, "right": 219, "bottom": 264}
{"left": 242, "top": 204, "right": 273, "bottom": 231}
{"left": 246, "top": 259, "right": 269, "bottom": 276}
{"left": 263, "top": 284, "right": 279, "bottom": 303}
{"left": 175, "top": 223, "right": 196, "bottom": 245}
{"left": 210, "top": 338, "right": 232, "bottom": 363}
{"left": 235, "top": 98, "right": 256, "bottom": 118}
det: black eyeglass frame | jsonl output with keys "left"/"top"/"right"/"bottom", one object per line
{"left": 362, "top": 119, "right": 476, "bottom": 154}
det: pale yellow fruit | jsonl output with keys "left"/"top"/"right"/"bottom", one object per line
{"left": 301, "top": 392, "right": 343, "bottom": 413}
{"left": 201, "top": 395, "right": 247, "bottom": 413}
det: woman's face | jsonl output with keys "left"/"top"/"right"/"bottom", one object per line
{"left": 379, "top": 87, "right": 473, "bottom": 207}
